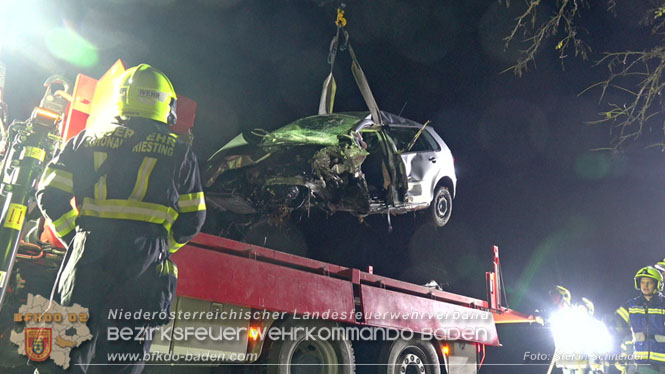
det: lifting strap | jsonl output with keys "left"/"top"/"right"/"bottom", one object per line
{"left": 318, "top": 13, "right": 343, "bottom": 116}
{"left": 319, "top": 7, "right": 383, "bottom": 126}
{"left": 348, "top": 39, "right": 382, "bottom": 126}
{"left": 318, "top": 73, "right": 336, "bottom": 115}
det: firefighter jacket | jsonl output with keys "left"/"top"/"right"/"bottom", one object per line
{"left": 36, "top": 118, "right": 206, "bottom": 306}
{"left": 617, "top": 293, "right": 665, "bottom": 364}
{"left": 612, "top": 308, "right": 636, "bottom": 373}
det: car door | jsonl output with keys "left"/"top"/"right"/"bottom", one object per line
{"left": 388, "top": 126, "right": 442, "bottom": 205}
{"left": 359, "top": 129, "right": 408, "bottom": 205}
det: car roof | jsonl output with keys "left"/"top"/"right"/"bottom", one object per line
{"left": 376, "top": 111, "right": 423, "bottom": 128}
{"left": 206, "top": 111, "right": 431, "bottom": 168}
{"left": 265, "top": 111, "right": 429, "bottom": 147}
{"left": 265, "top": 112, "right": 426, "bottom": 146}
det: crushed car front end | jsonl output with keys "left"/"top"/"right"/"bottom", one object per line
{"left": 203, "top": 114, "right": 372, "bottom": 221}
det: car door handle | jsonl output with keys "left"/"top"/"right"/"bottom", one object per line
{"left": 428, "top": 156, "right": 436, "bottom": 163}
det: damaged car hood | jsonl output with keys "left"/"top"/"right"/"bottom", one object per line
{"left": 204, "top": 113, "right": 369, "bottom": 187}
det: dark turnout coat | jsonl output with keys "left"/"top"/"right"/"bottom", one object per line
{"left": 36, "top": 117, "right": 206, "bottom": 317}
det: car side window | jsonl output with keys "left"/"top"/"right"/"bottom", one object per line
{"left": 389, "top": 128, "right": 438, "bottom": 153}
{"left": 410, "top": 133, "right": 429, "bottom": 152}
{"left": 420, "top": 130, "right": 441, "bottom": 152}
{"left": 388, "top": 128, "right": 412, "bottom": 151}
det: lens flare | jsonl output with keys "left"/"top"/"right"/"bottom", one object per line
{"left": 44, "top": 25, "right": 98, "bottom": 67}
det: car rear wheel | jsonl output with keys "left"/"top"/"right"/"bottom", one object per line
{"left": 428, "top": 186, "right": 452, "bottom": 227}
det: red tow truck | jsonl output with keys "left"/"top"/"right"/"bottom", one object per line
{"left": 164, "top": 234, "right": 536, "bottom": 373}
{"left": 3, "top": 61, "right": 538, "bottom": 373}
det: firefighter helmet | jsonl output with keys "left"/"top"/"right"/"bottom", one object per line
{"left": 580, "top": 297, "right": 595, "bottom": 315}
{"left": 655, "top": 257, "right": 665, "bottom": 272}
{"left": 550, "top": 285, "right": 571, "bottom": 306}
{"left": 115, "top": 64, "right": 177, "bottom": 125}
{"left": 634, "top": 266, "right": 663, "bottom": 292}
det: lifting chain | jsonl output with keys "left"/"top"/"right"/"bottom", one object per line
{"left": 327, "top": 6, "right": 349, "bottom": 68}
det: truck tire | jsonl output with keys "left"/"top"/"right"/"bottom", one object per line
{"left": 265, "top": 319, "right": 355, "bottom": 374}
{"left": 377, "top": 338, "right": 441, "bottom": 374}
{"left": 428, "top": 185, "right": 452, "bottom": 227}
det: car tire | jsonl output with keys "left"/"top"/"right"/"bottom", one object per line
{"left": 265, "top": 319, "right": 355, "bottom": 374}
{"left": 428, "top": 185, "right": 452, "bottom": 227}
{"left": 377, "top": 338, "right": 441, "bottom": 374}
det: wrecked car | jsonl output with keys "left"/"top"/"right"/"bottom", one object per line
{"left": 203, "top": 111, "right": 456, "bottom": 233}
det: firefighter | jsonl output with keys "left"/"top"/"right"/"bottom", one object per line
{"left": 616, "top": 266, "right": 665, "bottom": 374}
{"left": 616, "top": 258, "right": 665, "bottom": 373}
{"left": 36, "top": 64, "right": 206, "bottom": 373}
{"left": 550, "top": 285, "right": 572, "bottom": 310}
{"left": 548, "top": 285, "right": 583, "bottom": 374}
{"left": 612, "top": 292, "right": 636, "bottom": 374}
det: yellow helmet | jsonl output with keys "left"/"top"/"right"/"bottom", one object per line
{"left": 580, "top": 297, "right": 595, "bottom": 315}
{"left": 550, "top": 285, "right": 571, "bottom": 306}
{"left": 634, "top": 266, "right": 663, "bottom": 292}
{"left": 115, "top": 64, "right": 177, "bottom": 125}
{"left": 655, "top": 257, "right": 665, "bottom": 272}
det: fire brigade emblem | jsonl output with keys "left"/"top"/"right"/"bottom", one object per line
{"left": 25, "top": 328, "right": 52, "bottom": 361}
{"left": 11, "top": 294, "right": 92, "bottom": 369}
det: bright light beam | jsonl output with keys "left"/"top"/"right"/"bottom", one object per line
{"left": 550, "top": 307, "right": 614, "bottom": 355}
{"left": 1, "top": 0, "right": 52, "bottom": 54}
{"left": 0, "top": 1, "right": 98, "bottom": 68}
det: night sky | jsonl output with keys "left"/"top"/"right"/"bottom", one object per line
{"left": 3, "top": 0, "right": 664, "bottom": 372}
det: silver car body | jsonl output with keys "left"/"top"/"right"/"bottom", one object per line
{"left": 356, "top": 112, "right": 456, "bottom": 208}
{"left": 394, "top": 125, "right": 456, "bottom": 205}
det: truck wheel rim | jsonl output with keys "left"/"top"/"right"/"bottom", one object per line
{"left": 399, "top": 350, "right": 427, "bottom": 373}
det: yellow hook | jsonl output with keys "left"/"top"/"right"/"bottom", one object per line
{"left": 335, "top": 8, "right": 347, "bottom": 27}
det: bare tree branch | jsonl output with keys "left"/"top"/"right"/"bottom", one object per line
{"left": 501, "top": 0, "right": 590, "bottom": 76}
{"left": 589, "top": 46, "right": 665, "bottom": 149}
{"left": 502, "top": 0, "right": 665, "bottom": 149}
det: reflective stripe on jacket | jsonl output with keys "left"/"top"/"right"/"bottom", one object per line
{"left": 621, "top": 293, "right": 665, "bottom": 364}
{"left": 36, "top": 118, "right": 206, "bottom": 253}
